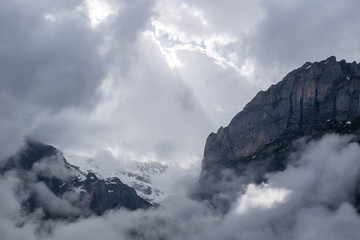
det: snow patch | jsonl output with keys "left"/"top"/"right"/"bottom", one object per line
{"left": 73, "top": 186, "right": 86, "bottom": 194}
{"left": 105, "top": 181, "right": 117, "bottom": 185}
{"left": 64, "top": 152, "right": 168, "bottom": 203}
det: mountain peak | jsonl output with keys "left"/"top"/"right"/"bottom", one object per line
{"left": 0, "top": 141, "right": 152, "bottom": 219}
{"left": 201, "top": 57, "right": 360, "bottom": 170}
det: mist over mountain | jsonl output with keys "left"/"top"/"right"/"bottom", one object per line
{"left": 197, "top": 56, "right": 360, "bottom": 213}
{"left": 0, "top": 141, "right": 151, "bottom": 220}
{"left": 64, "top": 152, "right": 168, "bottom": 202}
{"left": 2, "top": 0, "right": 360, "bottom": 239}
{"left": 2, "top": 57, "right": 360, "bottom": 239}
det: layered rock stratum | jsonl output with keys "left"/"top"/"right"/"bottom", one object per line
{"left": 202, "top": 56, "right": 360, "bottom": 170}
{"left": 198, "top": 57, "right": 360, "bottom": 211}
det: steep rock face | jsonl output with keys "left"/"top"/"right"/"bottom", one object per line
{"left": 202, "top": 56, "right": 360, "bottom": 170}
{"left": 197, "top": 56, "right": 360, "bottom": 213}
{"left": 0, "top": 141, "right": 151, "bottom": 219}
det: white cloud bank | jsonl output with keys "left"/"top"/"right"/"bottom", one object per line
{"left": 1, "top": 135, "right": 360, "bottom": 240}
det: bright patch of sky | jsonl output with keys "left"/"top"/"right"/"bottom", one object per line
{"left": 44, "top": 13, "right": 56, "bottom": 22}
{"left": 236, "top": 183, "right": 292, "bottom": 214}
{"left": 151, "top": 4, "right": 240, "bottom": 71}
{"left": 150, "top": 2, "right": 253, "bottom": 74}
{"left": 83, "top": 0, "right": 118, "bottom": 27}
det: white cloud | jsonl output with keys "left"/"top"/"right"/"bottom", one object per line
{"left": 236, "top": 183, "right": 291, "bottom": 214}
{"left": 2, "top": 135, "right": 360, "bottom": 240}
{"left": 83, "top": 0, "right": 118, "bottom": 27}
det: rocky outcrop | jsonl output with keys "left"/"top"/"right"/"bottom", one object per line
{"left": 197, "top": 56, "right": 360, "bottom": 213}
{"left": 202, "top": 56, "right": 360, "bottom": 171}
{"left": 0, "top": 141, "right": 151, "bottom": 220}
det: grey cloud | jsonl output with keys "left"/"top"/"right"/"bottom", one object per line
{"left": 4, "top": 0, "right": 213, "bottom": 166}
{"left": 176, "top": 87, "right": 197, "bottom": 111}
{"left": 0, "top": 0, "right": 105, "bottom": 159}
{"left": 0, "top": 0, "right": 158, "bottom": 159}
{"left": 101, "top": 0, "right": 155, "bottom": 77}
{"left": 292, "top": 203, "right": 360, "bottom": 240}
{"left": 0, "top": 135, "right": 358, "bottom": 240}
{"left": 159, "top": 0, "right": 360, "bottom": 113}
{"left": 32, "top": 153, "right": 74, "bottom": 180}
{"left": 0, "top": 0, "right": 105, "bottom": 110}
{"left": 26, "top": 108, "right": 104, "bottom": 153}
{"left": 154, "top": 140, "right": 175, "bottom": 160}
{"left": 250, "top": 0, "right": 360, "bottom": 82}
{"left": 0, "top": 175, "right": 22, "bottom": 218}
{"left": 31, "top": 182, "right": 82, "bottom": 217}
{"left": 2, "top": 1, "right": 360, "bottom": 239}
{"left": 269, "top": 135, "right": 360, "bottom": 208}
{"left": 176, "top": 49, "right": 259, "bottom": 126}
{"left": 28, "top": 32, "right": 213, "bottom": 162}
{"left": 59, "top": 135, "right": 360, "bottom": 239}
{"left": 183, "top": 0, "right": 264, "bottom": 35}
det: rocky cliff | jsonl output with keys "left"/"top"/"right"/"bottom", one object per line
{"left": 198, "top": 57, "right": 360, "bottom": 211}
{"left": 202, "top": 56, "right": 360, "bottom": 170}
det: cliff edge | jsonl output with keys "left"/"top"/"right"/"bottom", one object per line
{"left": 202, "top": 56, "right": 360, "bottom": 170}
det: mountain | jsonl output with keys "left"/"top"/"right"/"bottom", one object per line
{"left": 0, "top": 141, "right": 152, "bottom": 220}
{"left": 198, "top": 56, "right": 360, "bottom": 212}
{"left": 64, "top": 153, "right": 167, "bottom": 203}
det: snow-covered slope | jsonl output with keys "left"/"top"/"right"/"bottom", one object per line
{"left": 0, "top": 141, "right": 152, "bottom": 219}
{"left": 64, "top": 153, "right": 167, "bottom": 203}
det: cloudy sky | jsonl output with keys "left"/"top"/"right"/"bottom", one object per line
{"left": 1, "top": 0, "right": 360, "bottom": 168}
{"left": 2, "top": 1, "right": 360, "bottom": 239}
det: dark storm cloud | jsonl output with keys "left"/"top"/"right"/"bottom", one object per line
{"left": 0, "top": 0, "right": 213, "bottom": 165}
{"left": 251, "top": 0, "right": 360, "bottom": 82}
{"left": 2, "top": 0, "right": 360, "bottom": 239}
{"left": 0, "top": 0, "right": 105, "bottom": 110}
{"left": 104, "top": 0, "right": 155, "bottom": 59}
{"left": 0, "top": 0, "right": 105, "bottom": 159}
{"left": 0, "top": 0, "right": 157, "bottom": 159}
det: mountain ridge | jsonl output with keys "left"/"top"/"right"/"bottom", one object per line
{"left": 202, "top": 56, "right": 360, "bottom": 169}
{"left": 64, "top": 152, "right": 167, "bottom": 203}
{"left": 0, "top": 140, "right": 152, "bottom": 219}
{"left": 198, "top": 56, "right": 360, "bottom": 212}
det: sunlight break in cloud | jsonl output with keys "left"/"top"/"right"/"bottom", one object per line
{"left": 83, "top": 0, "right": 117, "bottom": 27}
{"left": 150, "top": 1, "right": 242, "bottom": 73}
{"left": 235, "top": 183, "right": 292, "bottom": 214}
{"left": 2, "top": 1, "right": 360, "bottom": 239}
